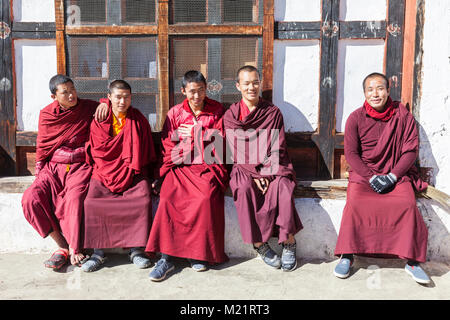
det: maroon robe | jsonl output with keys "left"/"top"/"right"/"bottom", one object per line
{"left": 83, "top": 105, "right": 156, "bottom": 249}
{"left": 145, "top": 98, "right": 229, "bottom": 264}
{"left": 335, "top": 101, "right": 428, "bottom": 262}
{"left": 223, "top": 99, "right": 303, "bottom": 244}
{"left": 22, "top": 99, "right": 99, "bottom": 252}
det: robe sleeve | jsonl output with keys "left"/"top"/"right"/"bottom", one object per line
{"left": 344, "top": 111, "right": 375, "bottom": 180}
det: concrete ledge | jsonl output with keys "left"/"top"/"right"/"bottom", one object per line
{"left": 1, "top": 176, "right": 449, "bottom": 262}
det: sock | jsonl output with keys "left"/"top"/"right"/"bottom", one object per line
{"left": 93, "top": 249, "right": 105, "bottom": 257}
{"left": 342, "top": 254, "right": 354, "bottom": 261}
{"left": 407, "top": 260, "right": 419, "bottom": 266}
{"left": 161, "top": 253, "right": 171, "bottom": 261}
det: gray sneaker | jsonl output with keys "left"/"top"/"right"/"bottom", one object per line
{"left": 254, "top": 243, "right": 281, "bottom": 269}
{"left": 333, "top": 257, "right": 353, "bottom": 279}
{"left": 405, "top": 263, "right": 431, "bottom": 284}
{"left": 129, "top": 248, "right": 152, "bottom": 269}
{"left": 281, "top": 242, "right": 297, "bottom": 272}
{"left": 149, "top": 258, "right": 175, "bottom": 282}
{"left": 188, "top": 259, "right": 207, "bottom": 272}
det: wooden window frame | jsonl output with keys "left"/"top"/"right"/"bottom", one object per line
{"left": 1, "top": 0, "right": 422, "bottom": 179}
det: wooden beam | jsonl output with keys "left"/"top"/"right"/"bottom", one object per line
{"left": 275, "top": 21, "right": 321, "bottom": 40}
{"left": 54, "top": 0, "right": 66, "bottom": 74}
{"left": 411, "top": 0, "right": 425, "bottom": 121}
{"left": 0, "top": 0, "right": 16, "bottom": 175}
{"left": 157, "top": 0, "right": 169, "bottom": 131}
{"left": 385, "top": 0, "right": 405, "bottom": 101}
{"left": 66, "top": 25, "right": 158, "bottom": 35}
{"left": 401, "top": 0, "right": 417, "bottom": 111}
{"left": 168, "top": 25, "right": 262, "bottom": 35}
{"left": 312, "top": 0, "right": 339, "bottom": 179}
{"left": 339, "top": 20, "right": 386, "bottom": 39}
{"left": 262, "top": 0, "right": 274, "bottom": 101}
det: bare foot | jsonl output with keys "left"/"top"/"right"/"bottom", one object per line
{"left": 69, "top": 247, "right": 85, "bottom": 266}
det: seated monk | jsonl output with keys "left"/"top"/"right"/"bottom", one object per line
{"left": 146, "top": 70, "right": 229, "bottom": 282}
{"left": 333, "top": 72, "right": 431, "bottom": 285}
{"left": 81, "top": 80, "right": 157, "bottom": 272}
{"left": 22, "top": 74, "right": 108, "bottom": 269}
{"left": 223, "top": 65, "right": 303, "bottom": 272}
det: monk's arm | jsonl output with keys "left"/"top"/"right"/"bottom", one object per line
{"left": 344, "top": 113, "right": 374, "bottom": 180}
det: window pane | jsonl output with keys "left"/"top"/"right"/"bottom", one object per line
{"left": 221, "top": 38, "right": 257, "bottom": 79}
{"left": 65, "top": 0, "right": 106, "bottom": 25}
{"left": 68, "top": 38, "right": 107, "bottom": 78}
{"left": 132, "top": 94, "right": 158, "bottom": 130}
{"left": 172, "top": 0, "right": 206, "bottom": 23}
{"left": 124, "top": 39, "right": 157, "bottom": 78}
{"left": 173, "top": 39, "right": 207, "bottom": 78}
{"left": 223, "top": 0, "right": 255, "bottom": 23}
{"left": 123, "top": 0, "right": 156, "bottom": 24}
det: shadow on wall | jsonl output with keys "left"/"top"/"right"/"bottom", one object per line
{"left": 416, "top": 122, "right": 440, "bottom": 187}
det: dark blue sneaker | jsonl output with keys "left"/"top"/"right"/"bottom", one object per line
{"left": 333, "top": 257, "right": 353, "bottom": 279}
{"left": 405, "top": 263, "right": 431, "bottom": 284}
{"left": 149, "top": 258, "right": 175, "bottom": 282}
{"left": 254, "top": 243, "right": 281, "bottom": 269}
{"left": 281, "top": 242, "right": 297, "bottom": 272}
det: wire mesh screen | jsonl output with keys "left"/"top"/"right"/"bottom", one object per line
{"left": 65, "top": 0, "right": 156, "bottom": 25}
{"left": 171, "top": 0, "right": 262, "bottom": 24}
{"left": 67, "top": 36, "right": 159, "bottom": 130}
{"left": 171, "top": 36, "right": 262, "bottom": 108}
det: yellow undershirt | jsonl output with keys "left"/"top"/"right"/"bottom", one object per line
{"left": 112, "top": 113, "right": 126, "bottom": 136}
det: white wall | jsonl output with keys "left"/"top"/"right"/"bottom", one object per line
{"left": 14, "top": 40, "right": 57, "bottom": 131}
{"left": 274, "top": 0, "right": 321, "bottom": 22}
{"left": 418, "top": 0, "right": 450, "bottom": 194}
{"left": 13, "top": 0, "right": 55, "bottom": 22}
{"left": 339, "top": 0, "right": 387, "bottom": 21}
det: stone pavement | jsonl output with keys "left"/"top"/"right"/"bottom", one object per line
{"left": 1, "top": 253, "right": 449, "bottom": 301}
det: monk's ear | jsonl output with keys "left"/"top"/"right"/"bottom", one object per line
{"left": 235, "top": 81, "right": 241, "bottom": 93}
{"left": 51, "top": 94, "right": 56, "bottom": 100}
{"left": 181, "top": 87, "right": 186, "bottom": 96}
{"left": 107, "top": 93, "right": 112, "bottom": 101}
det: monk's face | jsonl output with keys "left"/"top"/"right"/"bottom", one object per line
{"left": 236, "top": 70, "right": 261, "bottom": 104}
{"left": 52, "top": 82, "right": 78, "bottom": 109}
{"left": 108, "top": 88, "right": 131, "bottom": 116}
{"left": 181, "top": 81, "right": 206, "bottom": 110}
{"left": 364, "top": 76, "right": 390, "bottom": 111}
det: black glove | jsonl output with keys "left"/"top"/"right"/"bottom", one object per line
{"left": 369, "top": 173, "right": 397, "bottom": 194}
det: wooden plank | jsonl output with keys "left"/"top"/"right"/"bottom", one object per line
{"left": 262, "top": 0, "right": 274, "bottom": 101}
{"left": 339, "top": 20, "right": 386, "bottom": 39}
{"left": 55, "top": 30, "right": 66, "bottom": 74}
{"left": 385, "top": 0, "right": 405, "bottom": 101}
{"left": 311, "top": 0, "right": 339, "bottom": 179}
{"left": 401, "top": 0, "right": 417, "bottom": 110}
{"left": 11, "top": 22, "right": 56, "bottom": 32}
{"left": 66, "top": 25, "right": 158, "bottom": 35}
{"left": 16, "top": 131, "right": 37, "bottom": 147}
{"left": 168, "top": 25, "right": 262, "bottom": 35}
{"left": 0, "top": 0, "right": 16, "bottom": 175}
{"left": 157, "top": 0, "right": 169, "bottom": 131}
{"left": 275, "top": 21, "right": 321, "bottom": 40}
{"left": 54, "top": 0, "right": 65, "bottom": 31}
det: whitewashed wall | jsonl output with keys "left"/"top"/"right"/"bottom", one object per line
{"left": 12, "top": 0, "right": 55, "bottom": 22}
{"left": 418, "top": 0, "right": 450, "bottom": 194}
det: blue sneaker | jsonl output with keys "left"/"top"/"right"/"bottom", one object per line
{"left": 281, "top": 242, "right": 297, "bottom": 272}
{"left": 149, "top": 258, "right": 175, "bottom": 282}
{"left": 188, "top": 259, "right": 207, "bottom": 272}
{"left": 129, "top": 248, "right": 152, "bottom": 269}
{"left": 254, "top": 243, "right": 281, "bottom": 269}
{"left": 333, "top": 257, "right": 353, "bottom": 279}
{"left": 405, "top": 263, "right": 431, "bottom": 284}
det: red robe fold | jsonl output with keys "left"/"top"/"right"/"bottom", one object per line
{"left": 22, "top": 99, "right": 99, "bottom": 252}
{"left": 84, "top": 105, "right": 156, "bottom": 249}
{"left": 335, "top": 102, "right": 428, "bottom": 262}
{"left": 223, "top": 99, "right": 303, "bottom": 244}
{"left": 145, "top": 97, "right": 229, "bottom": 264}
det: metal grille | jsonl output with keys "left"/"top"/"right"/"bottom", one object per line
{"left": 67, "top": 36, "right": 159, "bottom": 130}
{"left": 65, "top": 0, "right": 156, "bottom": 25}
{"left": 171, "top": 36, "right": 262, "bottom": 107}
{"left": 171, "top": 0, "right": 262, "bottom": 24}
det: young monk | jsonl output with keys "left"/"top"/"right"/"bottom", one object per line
{"left": 333, "top": 72, "right": 430, "bottom": 284}
{"left": 146, "top": 70, "right": 229, "bottom": 281}
{"left": 223, "top": 65, "right": 303, "bottom": 272}
{"left": 81, "top": 80, "right": 157, "bottom": 272}
{"left": 22, "top": 74, "right": 108, "bottom": 269}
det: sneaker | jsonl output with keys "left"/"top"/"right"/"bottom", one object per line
{"left": 81, "top": 253, "right": 107, "bottom": 273}
{"left": 405, "top": 263, "right": 431, "bottom": 285}
{"left": 281, "top": 242, "right": 297, "bottom": 272}
{"left": 149, "top": 258, "right": 175, "bottom": 282}
{"left": 333, "top": 257, "right": 353, "bottom": 279}
{"left": 254, "top": 242, "right": 281, "bottom": 269}
{"left": 129, "top": 248, "right": 152, "bottom": 269}
{"left": 188, "top": 259, "right": 207, "bottom": 272}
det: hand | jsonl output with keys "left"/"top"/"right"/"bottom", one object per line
{"left": 254, "top": 177, "right": 270, "bottom": 195}
{"left": 369, "top": 173, "right": 397, "bottom": 194}
{"left": 94, "top": 102, "right": 109, "bottom": 122}
{"left": 151, "top": 179, "right": 162, "bottom": 196}
{"left": 177, "top": 118, "right": 198, "bottom": 138}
